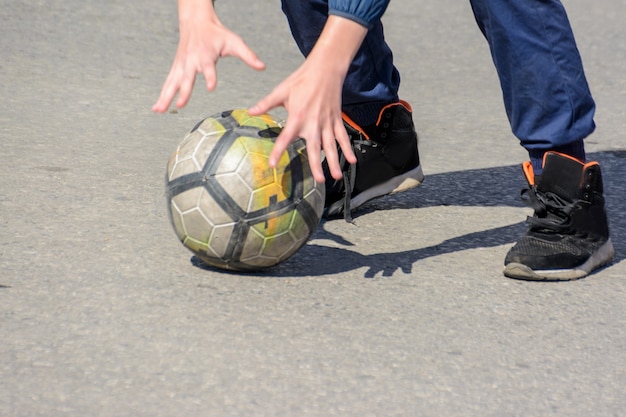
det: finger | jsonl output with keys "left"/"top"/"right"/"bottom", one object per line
{"left": 237, "top": 47, "right": 266, "bottom": 71}
{"left": 322, "top": 127, "right": 343, "bottom": 180}
{"left": 152, "top": 71, "right": 181, "bottom": 112}
{"left": 249, "top": 87, "right": 283, "bottom": 116}
{"left": 300, "top": 128, "right": 326, "bottom": 183}
{"left": 225, "top": 37, "right": 266, "bottom": 71}
{"left": 175, "top": 69, "right": 197, "bottom": 109}
{"left": 202, "top": 62, "right": 217, "bottom": 92}
{"left": 270, "top": 122, "right": 326, "bottom": 183}
{"left": 297, "top": 127, "right": 325, "bottom": 183}
{"left": 305, "top": 138, "right": 325, "bottom": 183}
{"left": 335, "top": 120, "right": 356, "bottom": 164}
{"left": 268, "top": 123, "right": 296, "bottom": 168}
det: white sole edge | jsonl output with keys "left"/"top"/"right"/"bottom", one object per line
{"left": 350, "top": 165, "right": 425, "bottom": 210}
{"left": 503, "top": 239, "right": 615, "bottom": 281}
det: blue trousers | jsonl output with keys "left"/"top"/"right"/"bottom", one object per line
{"left": 281, "top": 0, "right": 595, "bottom": 153}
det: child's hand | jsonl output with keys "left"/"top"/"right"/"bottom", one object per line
{"left": 249, "top": 15, "right": 366, "bottom": 183}
{"left": 249, "top": 62, "right": 354, "bottom": 183}
{"left": 153, "top": 1, "right": 265, "bottom": 113}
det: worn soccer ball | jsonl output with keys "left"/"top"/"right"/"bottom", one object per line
{"left": 165, "top": 109, "right": 325, "bottom": 271}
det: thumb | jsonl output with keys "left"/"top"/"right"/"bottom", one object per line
{"left": 241, "top": 50, "right": 266, "bottom": 71}
{"left": 227, "top": 37, "right": 266, "bottom": 71}
{"left": 248, "top": 88, "right": 283, "bottom": 116}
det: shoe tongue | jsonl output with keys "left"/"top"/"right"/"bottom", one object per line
{"left": 362, "top": 124, "right": 377, "bottom": 140}
{"left": 538, "top": 153, "right": 584, "bottom": 200}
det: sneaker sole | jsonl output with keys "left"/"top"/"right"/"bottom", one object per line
{"left": 350, "top": 164, "right": 425, "bottom": 211}
{"left": 503, "top": 239, "right": 615, "bottom": 281}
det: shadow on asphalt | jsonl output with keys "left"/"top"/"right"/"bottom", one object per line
{"left": 191, "top": 150, "right": 626, "bottom": 278}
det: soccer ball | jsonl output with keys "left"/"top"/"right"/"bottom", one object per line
{"left": 165, "top": 109, "right": 325, "bottom": 271}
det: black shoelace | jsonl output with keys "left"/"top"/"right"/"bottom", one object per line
{"left": 522, "top": 186, "right": 577, "bottom": 234}
{"left": 339, "top": 137, "right": 375, "bottom": 223}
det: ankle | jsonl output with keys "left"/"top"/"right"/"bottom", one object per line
{"left": 342, "top": 100, "right": 394, "bottom": 130}
{"left": 528, "top": 140, "right": 586, "bottom": 175}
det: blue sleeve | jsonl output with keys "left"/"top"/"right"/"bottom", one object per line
{"left": 328, "top": 0, "right": 391, "bottom": 28}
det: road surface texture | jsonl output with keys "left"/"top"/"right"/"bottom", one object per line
{"left": 1, "top": 0, "right": 625, "bottom": 416}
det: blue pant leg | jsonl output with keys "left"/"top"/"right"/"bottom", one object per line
{"left": 469, "top": 0, "right": 595, "bottom": 151}
{"left": 281, "top": 0, "right": 400, "bottom": 126}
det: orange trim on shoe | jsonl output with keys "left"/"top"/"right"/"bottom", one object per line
{"left": 375, "top": 100, "right": 413, "bottom": 126}
{"left": 543, "top": 151, "right": 599, "bottom": 171}
{"left": 522, "top": 161, "right": 535, "bottom": 185}
{"left": 341, "top": 112, "right": 370, "bottom": 140}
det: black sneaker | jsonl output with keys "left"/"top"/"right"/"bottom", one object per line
{"left": 323, "top": 100, "right": 424, "bottom": 221}
{"left": 504, "top": 152, "right": 614, "bottom": 281}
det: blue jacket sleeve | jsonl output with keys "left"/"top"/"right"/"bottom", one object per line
{"left": 328, "top": 0, "right": 391, "bottom": 28}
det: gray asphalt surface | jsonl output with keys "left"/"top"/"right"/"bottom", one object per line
{"left": 1, "top": 1, "right": 625, "bottom": 416}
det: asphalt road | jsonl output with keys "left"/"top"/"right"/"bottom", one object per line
{"left": 1, "top": 0, "right": 625, "bottom": 416}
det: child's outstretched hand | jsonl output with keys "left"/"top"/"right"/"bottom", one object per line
{"left": 153, "top": 0, "right": 265, "bottom": 113}
{"left": 249, "top": 15, "right": 366, "bottom": 183}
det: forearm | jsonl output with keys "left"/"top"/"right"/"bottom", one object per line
{"left": 307, "top": 15, "right": 368, "bottom": 81}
